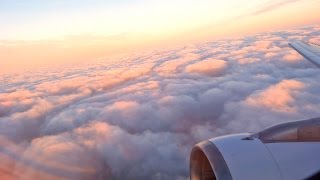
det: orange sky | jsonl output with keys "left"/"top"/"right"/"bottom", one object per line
{"left": 0, "top": 0, "right": 319, "bottom": 74}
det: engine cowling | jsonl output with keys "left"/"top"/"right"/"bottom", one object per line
{"left": 190, "top": 117, "right": 320, "bottom": 180}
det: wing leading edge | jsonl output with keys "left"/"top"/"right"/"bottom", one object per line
{"left": 289, "top": 41, "right": 320, "bottom": 68}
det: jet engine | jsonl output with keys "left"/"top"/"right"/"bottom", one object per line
{"left": 190, "top": 117, "right": 320, "bottom": 180}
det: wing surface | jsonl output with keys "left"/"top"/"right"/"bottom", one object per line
{"left": 289, "top": 41, "right": 320, "bottom": 68}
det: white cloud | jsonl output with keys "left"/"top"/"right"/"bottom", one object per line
{"left": 185, "top": 59, "right": 228, "bottom": 76}
{"left": 0, "top": 25, "right": 320, "bottom": 179}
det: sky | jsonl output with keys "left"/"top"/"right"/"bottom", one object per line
{"left": 0, "top": 0, "right": 320, "bottom": 73}
{"left": 0, "top": 0, "right": 318, "bottom": 40}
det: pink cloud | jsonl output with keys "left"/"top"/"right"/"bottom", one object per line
{"left": 246, "top": 80, "right": 304, "bottom": 112}
{"left": 0, "top": 24, "right": 320, "bottom": 179}
{"left": 282, "top": 50, "right": 303, "bottom": 62}
{"left": 185, "top": 59, "right": 228, "bottom": 76}
{"left": 237, "top": 57, "right": 260, "bottom": 64}
{"left": 107, "top": 101, "right": 139, "bottom": 111}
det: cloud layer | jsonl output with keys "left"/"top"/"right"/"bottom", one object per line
{"left": 1, "top": 25, "right": 320, "bottom": 179}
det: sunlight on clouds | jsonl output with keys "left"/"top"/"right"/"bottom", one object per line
{"left": 185, "top": 59, "right": 228, "bottom": 77}
{"left": 1, "top": 25, "right": 320, "bottom": 179}
{"left": 246, "top": 80, "right": 305, "bottom": 113}
{"left": 0, "top": 0, "right": 319, "bottom": 73}
{"left": 2, "top": 1, "right": 320, "bottom": 178}
{"left": 282, "top": 51, "right": 303, "bottom": 62}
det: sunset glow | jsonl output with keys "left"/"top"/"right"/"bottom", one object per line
{"left": 1, "top": 1, "right": 320, "bottom": 179}
{"left": 1, "top": 0, "right": 320, "bottom": 73}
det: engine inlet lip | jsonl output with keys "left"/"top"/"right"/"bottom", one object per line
{"left": 190, "top": 140, "right": 233, "bottom": 180}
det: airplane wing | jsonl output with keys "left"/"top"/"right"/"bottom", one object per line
{"left": 289, "top": 41, "right": 320, "bottom": 68}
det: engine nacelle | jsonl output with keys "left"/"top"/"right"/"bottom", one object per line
{"left": 190, "top": 117, "right": 320, "bottom": 180}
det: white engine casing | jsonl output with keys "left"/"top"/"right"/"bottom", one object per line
{"left": 190, "top": 117, "right": 320, "bottom": 180}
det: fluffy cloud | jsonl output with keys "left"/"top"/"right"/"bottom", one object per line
{"left": 185, "top": 59, "right": 228, "bottom": 76}
{"left": 1, "top": 25, "right": 320, "bottom": 179}
{"left": 246, "top": 80, "right": 304, "bottom": 112}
